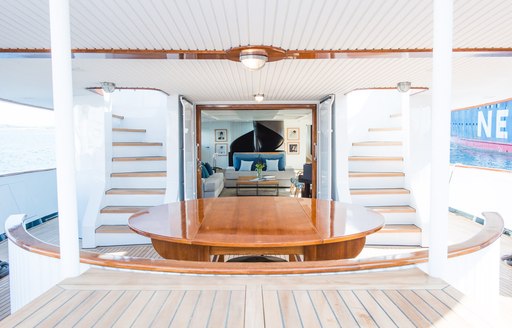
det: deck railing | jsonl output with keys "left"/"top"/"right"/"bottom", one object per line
{"left": 5, "top": 212, "right": 503, "bottom": 312}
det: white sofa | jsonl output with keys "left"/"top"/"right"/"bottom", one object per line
{"left": 202, "top": 172, "right": 224, "bottom": 198}
{"left": 224, "top": 167, "right": 295, "bottom": 187}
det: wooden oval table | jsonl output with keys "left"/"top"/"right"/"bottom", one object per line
{"left": 128, "top": 197, "right": 385, "bottom": 262}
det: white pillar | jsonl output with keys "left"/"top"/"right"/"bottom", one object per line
{"left": 333, "top": 95, "right": 351, "bottom": 202}
{"left": 429, "top": 0, "right": 453, "bottom": 277}
{"left": 49, "top": 0, "right": 80, "bottom": 278}
{"left": 401, "top": 90, "right": 411, "bottom": 189}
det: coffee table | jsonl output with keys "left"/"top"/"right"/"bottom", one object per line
{"left": 236, "top": 176, "right": 279, "bottom": 196}
{"left": 128, "top": 197, "right": 385, "bottom": 262}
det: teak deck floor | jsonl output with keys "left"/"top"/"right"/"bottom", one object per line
{"left": 1, "top": 214, "right": 512, "bottom": 326}
{"left": 0, "top": 268, "right": 493, "bottom": 327}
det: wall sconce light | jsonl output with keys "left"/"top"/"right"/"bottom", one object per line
{"left": 100, "top": 81, "right": 116, "bottom": 93}
{"left": 254, "top": 94, "right": 265, "bottom": 102}
{"left": 397, "top": 81, "right": 411, "bottom": 93}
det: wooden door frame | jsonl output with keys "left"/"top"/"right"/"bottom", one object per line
{"left": 195, "top": 103, "right": 318, "bottom": 198}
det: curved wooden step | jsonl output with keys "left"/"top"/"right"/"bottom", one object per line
{"left": 349, "top": 156, "right": 403, "bottom": 161}
{"left": 112, "top": 128, "right": 146, "bottom": 133}
{"left": 350, "top": 188, "right": 410, "bottom": 195}
{"left": 112, "top": 156, "right": 166, "bottom": 162}
{"left": 95, "top": 225, "right": 135, "bottom": 233}
{"left": 349, "top": 172, "right": 405, "bottom": 178}
{"left": 113, "top": 142, "right": 163, "bottom": 147}
{"left": 100, "top": 206, "right": 150, "bottom": 214}
{"left": 376, "top": 224, "right": 421, "bottom": 234}
{"left": 352, "top": 141, "right": 402, "bottom": 146}
{"left": 368, "top": 127, "right": 401, "bottom": 132}
{"left": 105, "top": 188, "right": 165, "bottom": 195}
{"left": 111, "top": 171, "right": 166, "bottom": 177}
{"left": 367, "top": 206, "right": 416, "bottom": 213}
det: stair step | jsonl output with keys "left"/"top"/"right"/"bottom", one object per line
{"left": 100, "top": 206, "right": 150, "bottom": 214}
{"left": 95, "top": 225, "right": 150, "bottom": 246}
{"left": 350, "top": 188, "right": 410, "bottom": 195}
{"left": 96, "top": 225, "right": 135, "bottom": 233}
{"left": 112, "top": 114, "right": 124, "bottom": 120}
{"left": 112, "top": 128, "right": 146, "bottom": 133}
{"left": 368, "top": 127, "right": 401, "bottom": 132}
{"left": 112, "top": 156, "right": 166, "bottom": 162}
{"left": 113, "top": 142, "right": 163, "bottom": 147}
{"left": 377, "top": 224, "right": 421, "bottom": 234}
{"left": 349, "top": 172, "right": 404, "bottom": 178}
{"left": 366, "top": 224, "right": 422, "bottom": 246}
{"left": 106, "top": 188, "right": 165, "bottom": 195}
{"left": 349, "top": 156, "right": 403, "bottom": 161}
{"left": 352, "top": 141, "right": 402, "bottom": 146}
{"left": 367, "top": 206, "right": 416, "bottom": 213}
{"left": 111, "top": 171, "right": 166, "bottom": 177}
{"left": 390, "top": 113, "right": 402, "bottom": 118}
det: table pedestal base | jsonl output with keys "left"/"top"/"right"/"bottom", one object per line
{"left": 152, "top": 237, "right": 366, "bottom": 262}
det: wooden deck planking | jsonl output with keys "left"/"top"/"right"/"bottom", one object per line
{"left": 276, "top": 290, "right": 306, "bottom": 327}
{"left": 94, "top": 290, "right": 139, "bottom": 327}
{"left": 339, "top": 290, "right": 379, "bottom": 327}
{"left": 307, "top": 290, "right": 341, "bottom": 327}
{"left": 2, "top": 268, "right": 504, "bottom": 327}
{"left": 54, "top": 290, "right": 110, "bottom": 327}
{"left": 322, "top": 290, "right": 360, "bottom": 327}
{"left": 150, "top": 290, "right": 185, "bottom": 326}
{"left": 383, "top": 290, "right": 432, "bottom": 327}
{"left": 368, "top": 289, "right": 415, "bottom": 327}
{"left": 75, "top": 290, "right": 125, "bottom": 327}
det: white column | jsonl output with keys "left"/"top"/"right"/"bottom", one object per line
{"left": 333, "top": 95, "right": 351, "bottom": 202}
{"left": 429, "top": 0, "right": 453, "bottom": 277}
{"left": 401, "top": 90, "right": 411, "bottom": 189}
{"left": 49, "top": 0, "right": 80, "bottom": 278}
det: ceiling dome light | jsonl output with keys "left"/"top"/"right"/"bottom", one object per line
{"left": 100, "top": 81, "right": 116, "bottom": 93}
{"left": 254, "top": 94, "right": 265, "bottom": 102}
{"left": 397, "top": 81, "right": 411, "bottom": 93}
{"left": 240, "top": 49, "right": 268, "bottom": 71}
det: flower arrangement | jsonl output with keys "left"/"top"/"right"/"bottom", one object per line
{"left": 255, "top": 162, "right": 265, "bottom": 179}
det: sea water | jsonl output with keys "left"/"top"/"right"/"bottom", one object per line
{"left": 0, "top": 127, "right": 56, "bottom": 175}
{"left": 450, "top": 141, "right": 512, "bottom": 171}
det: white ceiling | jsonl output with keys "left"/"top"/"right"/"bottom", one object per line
{"left": 202, "top": 109, "right": 313, "bottom": 122}
{"left": 1, "top": 0, "right": 512, "bottom": 108}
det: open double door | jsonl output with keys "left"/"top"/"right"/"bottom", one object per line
{"left": 181, "top": 97, "right": 335, "bottom": 200}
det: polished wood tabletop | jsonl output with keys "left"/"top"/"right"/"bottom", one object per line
{"left": 128, "top": 197, "right": 384, "bottom": 261}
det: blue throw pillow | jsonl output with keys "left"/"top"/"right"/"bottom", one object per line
{"left": 201, "top": 165, "right": 210, "bottom": 178}
{"left": 204, "top": 162, "right": 214, "bottom": 175}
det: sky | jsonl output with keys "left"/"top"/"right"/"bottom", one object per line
{"left": 0, "top": 100, "right": 54, "bottom": 127}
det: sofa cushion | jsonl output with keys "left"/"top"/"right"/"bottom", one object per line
{"left": 204, "top": 162, "right": 214, "bottom": 175}
{"left": 233, "top": 152, "right": 286, "bottom": 171}
{"left": 203, "top": 173, "right": 223, "bottom": 192}
{"left": 239, "top": 160, "right": 253, "bottom": 171}
{"left": 265, "top": 159, "right": 279, "bottom": 171}
{"left": 201, "top": 164, "right": 210, "bottom": 178}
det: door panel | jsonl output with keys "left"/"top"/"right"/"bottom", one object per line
{"left": 182, "top": 98, "right": 198, "bottom": 200}
{"left": 317, "top": 96, "right": 334, "bottom": 200}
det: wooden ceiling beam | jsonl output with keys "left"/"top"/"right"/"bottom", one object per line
{"left": 2, "top": 47, "right": 512, "bottom": 59}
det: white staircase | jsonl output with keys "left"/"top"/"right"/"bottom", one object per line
{"left": 94, "top": 114, "right": 167, "bottom": 246}
{"left": 349, "top": 112, "right": 421, "bottom": 246}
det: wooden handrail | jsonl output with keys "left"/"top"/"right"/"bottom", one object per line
{"left": 5, "top": 212, "right": 504, "bottom": 275}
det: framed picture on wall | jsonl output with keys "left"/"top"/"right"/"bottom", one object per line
{"left": 215, "top": 143, "right": 228, "bottom": 156}
{"left": 287, "top": 128, "right": 300, "bottom": 140}
{"left": 287, "top": 142, "right": 300, "bottom": 155}
{"left": 215, "top": 129, "right": 228, "bottom": 142}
